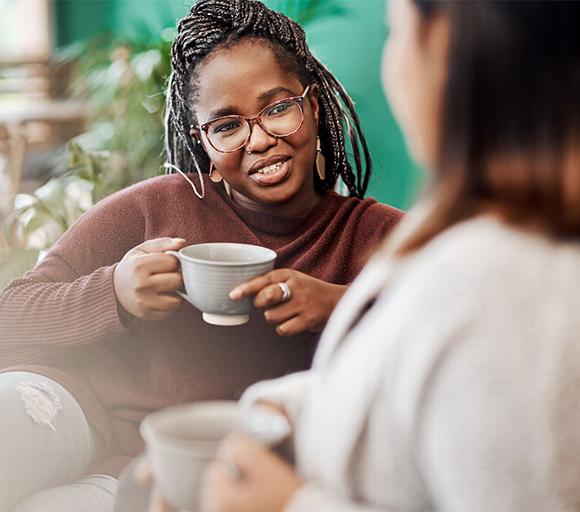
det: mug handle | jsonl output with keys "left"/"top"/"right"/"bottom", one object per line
{"left": 164, "top": 250, "right": 194, "bottom": 306}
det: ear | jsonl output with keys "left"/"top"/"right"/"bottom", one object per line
{"left": 189, "top": 126, "right": 202, "bottom": 145}
{"left": 308, "top": 84, "right": 320, "bottom": 126}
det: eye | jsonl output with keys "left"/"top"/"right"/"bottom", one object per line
{"left": 213, "top": 119, "right": 242, "bottom": 134}
{"left": 266, "top": 101, "right": 293, "bottom": 117}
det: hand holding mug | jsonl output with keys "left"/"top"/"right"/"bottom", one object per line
{"left": 201, "top": 432, "right": 303, "bottom": 512}
{"left": 113, "top": 238, "right": 187, "bottom": 322}
{"left": 229, "top": 269, "right": 348, "bottom": 336}
{"left": 140, "top": 401, "right": 292, "bottom": 512}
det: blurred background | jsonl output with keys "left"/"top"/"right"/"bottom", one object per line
{"left": 0, "top": 0, "right": 420, "bottom": 287}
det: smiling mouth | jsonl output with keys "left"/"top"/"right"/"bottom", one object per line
{"left": 249, "top": 159, "right": 291, "bottom": 185}
{"left": 257, "top": 162, "right": 283, "bottom": 175}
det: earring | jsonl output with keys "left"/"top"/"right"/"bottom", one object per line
{"left": 189, "top": 126, "right": 201, "bottom": 145}
{"left": 223, "top": 180, "right": 232, "bottom": 198}
{"left": 209, "top": 162, "right": 223, "bottom": 183}
{"left": 316, "top": 137, "right": 326, "bottom": 181}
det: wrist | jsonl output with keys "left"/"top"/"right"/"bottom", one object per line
{"left": 329, "top": 283, "right": 348, "bottom": 309}
{"left": 113, "top": 263, "right": 137, "bottom": 328}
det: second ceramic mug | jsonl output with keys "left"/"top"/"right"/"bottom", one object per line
{"left": 166, "top": 242, "right": 277, "bottom": 326}
{"left": 140, "top": 401, "right": 291, "bottom": 512}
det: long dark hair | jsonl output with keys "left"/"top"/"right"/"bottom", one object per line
{"left": 164, "top": 0, "right": 372, "bottom": 198}
{"left": 398, "top": 0, "right": 580, "bottom": 255}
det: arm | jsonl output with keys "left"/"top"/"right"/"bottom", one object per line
{"left": 0, "top": 186, "right": 170, "bottom": 363}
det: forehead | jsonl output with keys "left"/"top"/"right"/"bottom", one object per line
{"left": 193, "top": 40, "right": 303, "bottom": 117}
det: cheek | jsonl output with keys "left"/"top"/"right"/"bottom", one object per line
{"left": 207, "top": 148, "right": 242, "bottom": 176}
{"left": 382, "top": 36, "right": 433, "bottom": 167}
{"left": 382, "top": 36, "right": 415, "bottom": 136}
{"left": 282, "top": 116, "right": 317, "bottom": 160}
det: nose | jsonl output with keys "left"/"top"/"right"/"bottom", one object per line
{"left": 245, "top": 120, "right": 277, "bottom": 153}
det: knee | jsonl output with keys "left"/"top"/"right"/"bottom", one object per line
{"left": 12, "top": 475, "right": 118, "bottom": 512}
{"left": 0, "top": 372, "right": 70, "bottom": 431}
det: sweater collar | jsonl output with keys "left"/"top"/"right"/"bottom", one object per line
{"left": 216, "top": 186, "right": 336, "bottom": 236}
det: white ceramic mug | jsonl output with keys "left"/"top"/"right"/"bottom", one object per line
{"left": 166, "top": 243, "right": 277, "bottom": 326}
{"left": 140, "top": 401, "right": 290, "bottom": 512}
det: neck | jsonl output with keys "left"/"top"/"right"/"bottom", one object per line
{"left": 230, "top": 184, "right": 321, "bottom": 218}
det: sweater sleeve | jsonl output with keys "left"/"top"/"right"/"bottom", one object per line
{"left": 240, "top": 371, "right": 316, "bottom": 428}
{"left": 0, "top": 185, "right": 146, "bottom": 365}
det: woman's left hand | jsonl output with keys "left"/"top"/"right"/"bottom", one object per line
{"left": 229, "top": 270, "right": 347, "bottom": 336}
{"left": 200, "top": 433, "right": 303, "bottom": 512}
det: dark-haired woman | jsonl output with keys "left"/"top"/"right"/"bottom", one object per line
{"left": 0, "top": 0, "right": 401, "bottom": 509}
{"left": 202, "top": 0, "right": 580, "bottom": 510}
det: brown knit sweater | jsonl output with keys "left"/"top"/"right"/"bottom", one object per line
{"left": 0, "top": 174, "right": 402, "bottom": 476}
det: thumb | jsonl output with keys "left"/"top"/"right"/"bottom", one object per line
{"left": 135, "top": 237, "right": 187, "bottom": 254}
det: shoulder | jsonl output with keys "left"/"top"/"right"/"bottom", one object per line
{"left": 89, "top": 173, "right": 227, "bottom": 217}
{"left": 372, "top": 216, "right": 580, "bottom": 414}
{"left": 370, "top": 215, "right": 580, "bottom": 350}
{"left": 323, "top": 192, "right": 404, "bottom": 238}
{"left": 327, "top": 192, "right": 403, "bottom": 220}
{"left": 95, "top": 173, "right": 187, "bottom": 207}
{"left": 399, "top": 216, "right": 563, "bottom": 288}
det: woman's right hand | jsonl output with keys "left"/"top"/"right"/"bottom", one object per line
{"left": 113, "top": 238, "right": 187, "bottom": 322}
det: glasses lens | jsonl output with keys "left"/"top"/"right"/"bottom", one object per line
{"left": 206, "top": 117, "right": 249, "bottom": 152}
{"left": 260, "top": 100, "right": 303, "bottom": 137}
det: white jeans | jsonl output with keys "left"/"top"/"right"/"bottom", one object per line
{"left": 0, "top": 372, "right": 117, "bottom": 512}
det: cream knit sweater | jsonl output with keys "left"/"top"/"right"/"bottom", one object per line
{"left": 244, "top": 215, "right": 580, "bottom": 511}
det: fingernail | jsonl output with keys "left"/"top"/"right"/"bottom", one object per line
{"left": 229, "top": 288, "right": 242, "bottom": 299}
{"left": 172, "top": 238, "right": 185, "bottom": 243}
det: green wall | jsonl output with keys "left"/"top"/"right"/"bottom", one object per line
{"left": 53, "top": 0, "right": 421, "bottom": 210}
{"left": 53, "top": 0, "right": 113, "bottom": 48}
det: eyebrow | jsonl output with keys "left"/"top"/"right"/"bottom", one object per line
{"left": 205, "top": 86, "right": 299, "bottom": 122}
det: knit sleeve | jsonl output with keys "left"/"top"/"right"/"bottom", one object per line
{"left": 0, "top": 185, "right": 146, "bottom": 365}
{"left": 240, "top": 371, "right": 316, "bottom": 427}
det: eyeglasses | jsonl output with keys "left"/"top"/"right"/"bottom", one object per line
{"left": 198, "top": 85, "right": 311, "bottom": 153}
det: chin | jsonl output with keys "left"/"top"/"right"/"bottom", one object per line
{"left": 252, "top": 175, "right": 306, "bottom": 203}
{"left": 255, "top": 187, "right": 299, "bottom": 205}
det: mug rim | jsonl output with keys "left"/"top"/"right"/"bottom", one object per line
{"left": 140, "top": 401, "right": 241, "bottom": 452}
{"left": 177, "top": 243, "right": 277, "bottom": 267}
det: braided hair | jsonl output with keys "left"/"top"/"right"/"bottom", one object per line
{"left": 165, "top": 0, "right": 371, "bottom": 198}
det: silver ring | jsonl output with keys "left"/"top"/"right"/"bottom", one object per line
{"left": 278, "top": 282, "right": 291, "bottom": 302}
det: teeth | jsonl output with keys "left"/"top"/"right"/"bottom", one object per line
{"left": 258, "top": 162, "right": 282, "bottom": 175}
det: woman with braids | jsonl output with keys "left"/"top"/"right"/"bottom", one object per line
{"left": 0, "top": 0, "right": 401, "bottom": 509}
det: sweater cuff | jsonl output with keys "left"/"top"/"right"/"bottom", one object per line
{"left": 93, "top": 264, "right": 132, "bottom": 338}
{"left": 240, "top": 371, "right": 314, "bottom": 425}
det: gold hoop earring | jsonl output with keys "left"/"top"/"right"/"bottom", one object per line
{"left": 209, "top": 162, "right": 223, "bottom": 183}
{"left": 316, "top": 137, "right": 326, "bottom": 181}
